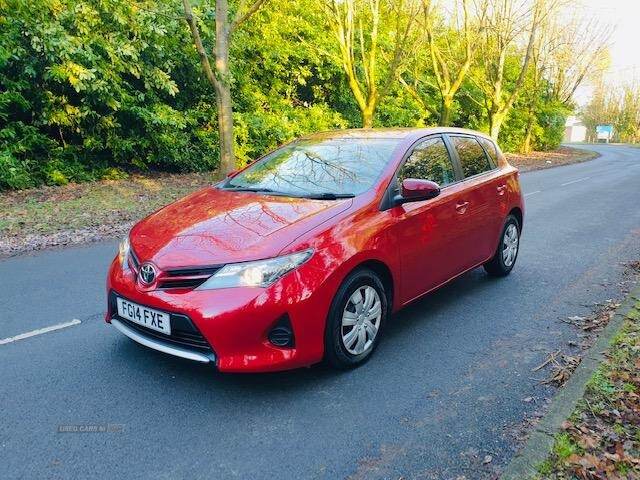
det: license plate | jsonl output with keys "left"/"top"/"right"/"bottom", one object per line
{"left": 116, "top": 297, "right": 171, "bottom": 335}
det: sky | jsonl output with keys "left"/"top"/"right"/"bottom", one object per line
{"left": 574, "top": 0, "right": 640, "bottom": 105}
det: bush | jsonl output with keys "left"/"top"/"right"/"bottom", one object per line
{"left": 0, "top": 151, "right": 34, "bottom": 189}
{"left": 0, "top": 0, "right": 219, "bottom": 189}
{"left": 535, "top": 101, "right": 570, "bottom": 151}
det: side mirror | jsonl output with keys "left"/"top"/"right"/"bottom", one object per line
{"left": 395, "top": 178, "right": 441, "bottom": 205}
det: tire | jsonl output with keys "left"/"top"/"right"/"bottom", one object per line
{"left": 324, "top": 268, "right": 389, "bottom": 369}
{"left": 483, "top": 214, "right": 521, "bottom": 277}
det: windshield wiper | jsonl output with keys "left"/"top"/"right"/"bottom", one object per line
{"left": 302, "top": 192, "right": 356, "bottom": 200}
{"left": 224, "top": 185, "right": 354, "bottom": 199}
{"left": 224, "top": 186, "right": 279, "bottom": 194}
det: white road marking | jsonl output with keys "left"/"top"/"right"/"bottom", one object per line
{"left": 0, "top": 319, "right": 81, "bottom": 345}
{"left": 524, "top": 190, "right": 541, "bottom": 197}
{"left": 560, "top": 176, "right": 591, "bottom": 186}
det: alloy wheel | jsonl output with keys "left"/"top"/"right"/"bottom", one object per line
{"left": 502, "top": 223, "right": 519, "bottom": 267}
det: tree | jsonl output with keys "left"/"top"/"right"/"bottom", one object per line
{"left": 474, "top": 0, "right": 548, "bottom": 139}
{"left": 181, "top": 0, "right": 269, "bottom": 175}
{"left": 514, "top": 5, "right": 610, "bottom": 152}
{"left": 2, "top": 0, "right": 614, "bottom": 191}
{"left": 325, "top": 0, "right": 419, "bottom": 128}
{"left": 546, "top": 15, "right": 611, "bottom": 106}
{"left": 410, "top": 0, "right": 487, "bottom": 126}
{"left": 0, "top": 0, "right": 223, "bottom": 189}
{"left": 517, "top": 4, "right": 555, "bottom": 153}
{"left": 582, "top": 80, "right": 640, "bottom": 143}
{"left": 616, "top": 84, "right": 640, "bottom": 143}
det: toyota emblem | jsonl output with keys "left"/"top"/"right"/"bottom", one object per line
{"left": 139, "top": 263, "right": 157, "bottom": 285}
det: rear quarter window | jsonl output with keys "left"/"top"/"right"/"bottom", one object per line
{"left": 477, "top": 137, "right": 499, "bottom": 168}
{"left": 450, "top": 136, "right": 494, "bottom": 178}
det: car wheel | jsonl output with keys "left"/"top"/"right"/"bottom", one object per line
{"left": 324, "top": 268, "right": 388, "bottom": 369}
{"left": 484, "top": 214, "right": 520, "bottom": 277}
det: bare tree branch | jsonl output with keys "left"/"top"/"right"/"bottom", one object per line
{"left": 230, "top": 0, "right": 270, "bottom": 35}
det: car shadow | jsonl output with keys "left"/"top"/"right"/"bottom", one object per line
{"left": 384, "top": 267, "right": 501, "bottom": 341}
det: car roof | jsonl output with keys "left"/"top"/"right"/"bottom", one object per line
{"left": 299, "top": 127, "right": 495, "bottom": 143}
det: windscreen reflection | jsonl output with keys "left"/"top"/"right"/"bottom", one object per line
{"left": 224, "top": 138, "right": 400, "bottom": 197}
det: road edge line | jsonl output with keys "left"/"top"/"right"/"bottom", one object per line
{"left": 500, "top": 285, "right": 640, "bottom": 479}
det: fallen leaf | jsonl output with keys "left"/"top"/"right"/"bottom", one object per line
{"left": 578, "top": 435, "right": 599, "bottom": 449}
{"left": 561, "top": 420, "right": 573, "bottom": 430}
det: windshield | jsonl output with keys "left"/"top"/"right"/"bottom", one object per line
{"left": 222, "top": 138, "right": 400, "bottom": 197}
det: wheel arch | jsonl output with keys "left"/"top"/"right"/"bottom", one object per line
{"left": 509, "top": 206, "right": 523, "bottom": 230}
{"left": 347, "top": 259, "right": 395, "bottom": 310}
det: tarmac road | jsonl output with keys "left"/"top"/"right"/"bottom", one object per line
{"left": 1, "top": 144, "right": 639, "bottom": 479}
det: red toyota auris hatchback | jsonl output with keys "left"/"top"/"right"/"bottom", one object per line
{"left": 106, "top": 128, "right": 523, "bottom": 372}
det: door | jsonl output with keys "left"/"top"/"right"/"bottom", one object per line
{"left": 446, "top": 134, "right": 502, "bottom": 266}
{"left": 477, "top": 136, "right": 510, "bottom": 248}
{"left": 389, "top": 135, "right": 468, "bottom": 304}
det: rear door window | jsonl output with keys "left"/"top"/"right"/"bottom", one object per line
{"left": 450, "top": 136, "right": 494, "bottom": 178}
{"left": 398, "top": 137, "right": 457, "bottom": 187}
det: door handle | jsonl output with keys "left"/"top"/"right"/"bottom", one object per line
{"left": 455, "top": 201, "right": 469, "bottom": 214}
{"left": 497, "top": 184, "right": 507, "bottom": 195}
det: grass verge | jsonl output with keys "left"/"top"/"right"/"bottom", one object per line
{"left": 0, "top": 172, "right": 215, "bottom": 257}
{"left": 506, "top": 146, "right": 599, "bottom": 172}
{"left": 536, "top": 298, "right": 640, "bottom": 479}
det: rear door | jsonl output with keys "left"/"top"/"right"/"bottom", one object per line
{"left": 445, "top": 134, "right": 502, "bottom": 266}
{"left": 476, "top": 136, "right": 511, "bottom": 246}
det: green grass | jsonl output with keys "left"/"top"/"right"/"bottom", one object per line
{"left": 537, "top": 459, "right": 554, "bottom": 476}
{"left": 0, "top": 172, "right": 214, "bottom": 238}
{"left": 586, "top": 369, "right": 616, "bottom": 397}
{"left": 552, "top": 433, "right": 580, "bottom": 461}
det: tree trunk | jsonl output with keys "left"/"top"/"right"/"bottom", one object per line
{"left": 361, "top": 106, "right": 375, "bottom": 128}
{"left": 215, "top": 82, "right": 235, "bottom": 174}
{"left": 489, "top": 110, "right": 505, "bottom": 140}
{"left": 440, "top": 95, "right": 454, "bottom": 126}
{"left": 183, "top": 0, "right": 268, "bottom": 177}
{"left": 520, "top": 113, "right": 535, "bottom": 154}
{"left": 214, "top": 0, "right": 236, "bottom": 175}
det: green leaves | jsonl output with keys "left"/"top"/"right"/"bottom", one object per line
{"left": 0, "top": 0, "right": 573, "bottom": 190}
{"left": 0, "top": 0, "right": 216, "bottom": 188}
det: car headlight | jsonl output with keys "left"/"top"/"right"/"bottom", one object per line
{"left": 197, "top": 249, "right": 313, "bottom": 290}
{"left": 118, "top": 236, "right": 130, "bottom": 270}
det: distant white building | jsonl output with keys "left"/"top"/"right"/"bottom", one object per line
{"left": 564, "top": 116, "right": 587, "bottom": 143}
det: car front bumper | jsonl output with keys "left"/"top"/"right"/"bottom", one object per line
{"left": 105, "top": 254, "right": 336, "bottom": 373}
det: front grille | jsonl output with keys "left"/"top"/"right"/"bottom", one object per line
{"left": 157, "top": 278, "right": 207, "bottom": 289}
{"left": 157, "top": 265, "right": 222, "bottom": 290}
{"left": 166, "top": 266, "right": 222, "bottom": 277}
{"left": 129, "top": 248, "right": 141, "bottom": 272}
{"left": 128, "top": 253, "right": 223, "bottom": 290}
{"left": 109, "top": 292, "right": 214, "bottom": 353}
{"left": 119, "top": 318, "right": 212, "bottom": 351}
